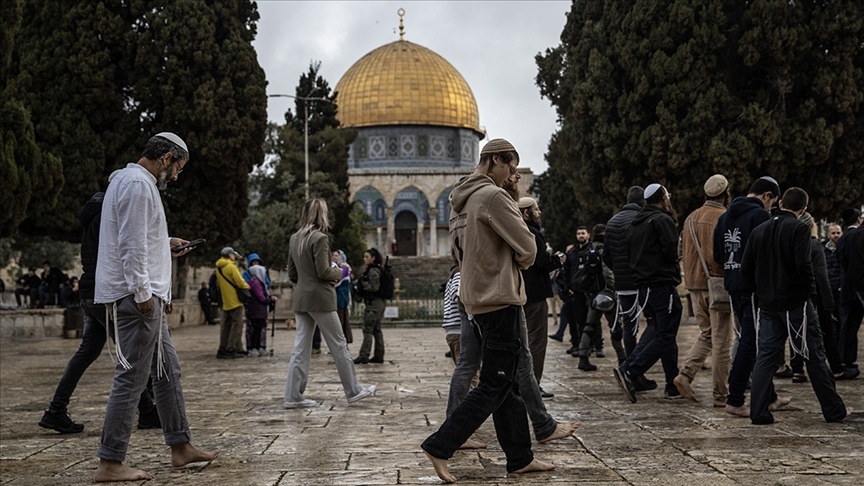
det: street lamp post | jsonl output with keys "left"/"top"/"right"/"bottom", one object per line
{"left": 268, "top": 91, "right": 332, "bottom": 200}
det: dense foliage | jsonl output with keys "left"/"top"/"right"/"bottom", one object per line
{"left": 243, "top": 62, "right": 365, "bottom": 269}
{"left": 5, "top": 0, "right": 267, "bottom": 251}
{"left": 536, "top": 0, "right": 864, "bottom": 228}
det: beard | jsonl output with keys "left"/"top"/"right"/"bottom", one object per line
{"left": 662, "top": 198, "right": 679, "bottom": 224}
{"left": 157, "top": 170, "right": 170, "bottom": 191}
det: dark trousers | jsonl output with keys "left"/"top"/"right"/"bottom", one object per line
{"left": 422, "top": 305, "right": 533, "bottom": 472}
{"left": 625, "top": 286, "right": 681, "bottom": 388}
{"left": 552, "top": 298, "right": 572, "bottom": 340}
{"left": 839, "top": 289, "right": 864, "bottom": 366}
{"left": 570, "top": 293, "right": 589, "bottom": 347}
{"left": 726, "top": 292, "right": 775, "bottom": 407}
{"left": 48, "top": 300, "right": 155, "bottom": 416}
{"left": 523, "top": 299, "right": 548, "bottom": 383}
{"left": 750, "top": 303, "right": 847, "bottom": 424}
{"left": 791, "top": 307, "right": 842, "bottom": 374}
{"left": 619, "top": 292, "right": 655, "bottom": 358}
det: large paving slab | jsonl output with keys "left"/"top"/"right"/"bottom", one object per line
{"left": 1, "top": 318, "right": 862, "bottom": 485}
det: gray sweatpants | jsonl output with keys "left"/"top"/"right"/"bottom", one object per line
{"left": 97, "top": 295, "right": 191, "bottom": 462}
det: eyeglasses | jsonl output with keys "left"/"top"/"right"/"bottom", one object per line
{"left": 665, "top": 192, "right": 672, "bottom": 200}
{"left": 506, "top": 163, "right": 518, "bottom": 175}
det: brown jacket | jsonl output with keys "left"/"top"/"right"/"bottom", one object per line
{"left": 287, "top": 230, "right": 342, "bottom": 312}
{"left": 681, "top": 201, "right": 726, "bottom": 290}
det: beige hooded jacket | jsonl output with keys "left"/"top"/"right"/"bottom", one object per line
{"left": 448, "top": 173, "right": 536, "bottom": 315}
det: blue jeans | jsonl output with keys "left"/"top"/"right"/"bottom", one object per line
{"left": 750, "top": 303, "right": 847, "bottom": 424}
{"left": 625, "top": 286, "right": 681, "bottom": 388}
{"left": 445, "top": 307, "right": 556, "bottom": 442}
{"left": 423, "top": 305, "right": 533, "bottom": 472}
{"left": 49, "top": 300, "right": 154, "bottom": 415}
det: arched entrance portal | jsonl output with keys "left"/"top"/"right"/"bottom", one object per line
{"left": 394, "top": 211, "right": 418, "bottom": 256}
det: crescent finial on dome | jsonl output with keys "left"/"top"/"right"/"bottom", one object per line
{"left": 398, "top": 8, "right": 405, "bottom": 41}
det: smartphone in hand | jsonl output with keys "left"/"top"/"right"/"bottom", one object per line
{"left": 172, "top": 238, "right": 206, "bottom": 253}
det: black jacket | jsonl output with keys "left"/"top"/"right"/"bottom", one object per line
{"left": 77, "top": 192, "right": 104, "bottom": 301}
{"left": 712, "top": 196, "right": 770, "bottom": 294}
{"left": 604, "top": 203, "right": 641, "bottom": 290}
{"left": 741, "top": 211, "right": 814, "bottom": 312}
{"left": 837, "top": 226, "right": 864, "bottom": 294}
{"left": 521, "top": 221, "right": 557, "bottom": 302}
{"left": 823, "top": 243, "right": 843, "bottom": 292}
{"left": 810, "top": 238, "right": 835, "bottom": 312}
{"left": 626, "top": 204, "right": 681, "bottom": 288}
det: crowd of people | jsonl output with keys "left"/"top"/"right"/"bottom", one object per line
{"left": 27, "top": 132, "right": 861, "bottom": 483}
{"left": 12, "top": 261, "right": 79, "bottom": 309}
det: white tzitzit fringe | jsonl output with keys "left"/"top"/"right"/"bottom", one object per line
{"left": 787, "top": 302, "right": 809, "bottom": 361}
{"left": 630, "top": 288, "right": 651, "bottom": 336}
{"left": 615, "top": 290, "right": 638, "bottom": 335}
{"left": 105, "top": 302, "right": 131, "bottom": 370}
{"left": 156, "top": 301, "right": 167, "bottom": 381}
{"left": 753, "top": 293, "right": 760, "bottom": 357}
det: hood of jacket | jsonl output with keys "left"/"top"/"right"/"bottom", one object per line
{"left": 449, "top": 173, "right": 492, "bottom": 213}
{"left": 631, "top": 203, "right": 672, "bottom": 227}
{"left": 727, "top": 196, "right": 765, "bottom": 219}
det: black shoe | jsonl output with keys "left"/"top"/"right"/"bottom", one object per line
{"left": 613, "top": 365, "right": 637, "bottom": 403}
{"left": 548, "top": 334, "right": 563, "bottom": 342}
{"left": 595, "top": 349, "right": 605, "bottom": 358}
{"left": 444, "top": 350, "right": 452, "bottom": 358}
{"left": 664, "top": 387, "right": 684, "bottom": 400}
{"left": 369, "top": 357, "right": 384, "bottom": 363}
{"left": 774, "top": 365, "right": 794, "bottom": 378}
{"left": 137, "top": 408, "right": 162, "bottom": 430}
{"left": 578, "top": 355, "right": 597, "bottom": 371}
{"left": 837, "top": 367, "right": 860, "bottom": 380}
{"left": 566, "top": 347, "right": 578, "bottom": 355}
{"left": 39, "top": 409, "right": 84, "bottom": 434}
{"left": 539, "top": 388, "right": 554, "bottom": 399}
{"left": 353, "top": 356, "right": 369, "bottom": 365}
{"left": 792, "top": 373, "right": 808, "bottom": 383}
{"left": 217, "top": 350, "right": 241, "bottom": 359}
{"left": 634, "top": 375, "right": 658, "bottom": 392}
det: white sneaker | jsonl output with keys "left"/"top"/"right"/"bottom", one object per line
{"left": 248, "top": 348, "right": 259, "bottom": 357}
{"left": 347, "top": 385, "right": 377, "bottom": 404}
{"left": 257, "top": 348, "right": 268, "bottom": 357}
{"left": 284, "top": 399, "right": 318, "bottom": 409}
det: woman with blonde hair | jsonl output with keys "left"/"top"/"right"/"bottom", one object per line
{"left": 284, "top": 198, "right": 375, "bottom": 408}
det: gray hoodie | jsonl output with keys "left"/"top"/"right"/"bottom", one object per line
{"left": 448, "top": 174, "right": 535, "bottom": 315}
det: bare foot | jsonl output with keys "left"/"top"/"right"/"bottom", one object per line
{"left": 768, "top": 396, "right": 792, "bottom": 411}
{"left": 725, "top": 404, "right": 750, "bottom": 417}
{"left": 511, "top": 458, "right": 555, "bottom": 474}
{"left": 424, "top": 450, "right": 456, "bottom": 483}
{"left": 458, "top": 438, "right": 487, "bottom": 449}
{"left": 673, "top": 374, "right": 698, "bottom": 402}
{"left": 95, "top": 460, "right": 155, "bottom": 482}
{"left": 538, "top": 421, "right": 581, "bottom": 444}
{"left": 170, "top": 442, "right": 221, "bottom": 467}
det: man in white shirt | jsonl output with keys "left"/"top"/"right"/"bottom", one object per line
{"left": 94, "top": 132, "right": 218, "bottom": 482}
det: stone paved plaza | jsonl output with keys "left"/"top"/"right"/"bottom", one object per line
{"left": 1, "top": 317, "right": 862, "bottom": 485}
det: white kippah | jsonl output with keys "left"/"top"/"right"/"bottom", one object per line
{"left": 154, "top": 132, "right": 188, "bottom": 152}
{"left": 643, "top": 183, "right": 662, "bottom": 200}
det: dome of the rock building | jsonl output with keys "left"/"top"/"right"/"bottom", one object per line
{"left": 335, "top": 39, "right": 482, "bottom": 135}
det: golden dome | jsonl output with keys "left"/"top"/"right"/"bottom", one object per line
{"left": 335, "top": 40, "right": 482, "bottom": 135}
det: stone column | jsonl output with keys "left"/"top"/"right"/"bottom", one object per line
{"left": 428, "top": 207, "right": 439, "bottom": 256}
{"left": 376, "top": 227, "right": 383, "bottom": 252}
{"left": 386, "top": 206, "right": 395, "bottom": 257}
{"left": 417, "top": 221, "right": 425, "bottom": 256}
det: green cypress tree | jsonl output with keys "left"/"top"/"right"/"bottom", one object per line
{"left": 537, "top": 0, "right": 864, "bottom": 224}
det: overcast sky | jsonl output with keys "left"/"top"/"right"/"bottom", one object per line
{"left": 253, "top": 0, "right": 571, "bottom": 175}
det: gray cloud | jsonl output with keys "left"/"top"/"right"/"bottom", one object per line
{"left": 254, "top": 1, "right": 570, "bottom": 174}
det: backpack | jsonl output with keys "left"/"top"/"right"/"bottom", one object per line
{"left": 570, "top": 244, "right": 604, "bottom": 293}
{"left": 377, "top": 256, "right": 395, "bottom": 300}
{"left": 208, "top": 272, "right": 222, "bottom": 306}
